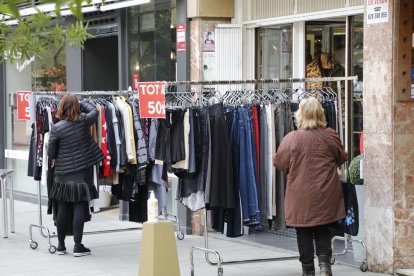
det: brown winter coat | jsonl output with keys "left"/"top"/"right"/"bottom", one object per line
{"left": 273, "top": 127, "right": 347, "bottom": 227}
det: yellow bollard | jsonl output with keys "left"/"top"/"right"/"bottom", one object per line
{"left": 138, "top": 221, "right": 181, "bottom": 276}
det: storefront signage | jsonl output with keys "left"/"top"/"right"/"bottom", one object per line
{"left": 367, "top": 0, "right": 389, "bottom": 24}
{"left": 16, "top": 56, "right": 35, "bottom": 72}
{"left": 138, "top": 82, "right": 166, "bottom": 119}
{"left": 176, "top": 24, "right": 186, "bottom": 52}
{"left": 16, "top": 91, "right": 32, "bottom": 120}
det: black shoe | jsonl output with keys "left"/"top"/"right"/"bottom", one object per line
{"left": 73, "top": 244, "right": 91, "bottom": 257}
{"left": 302, "top": 263, "right": 315, "bottom": 276}
{"left": 57, "top": 243, "right": 66, "bottom": 255}
{"left": 318, "top": 255, "right": 332, "bottom": 276}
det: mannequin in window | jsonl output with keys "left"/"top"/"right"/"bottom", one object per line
{"left": 306, "top": 52, "right": 344, "bottom": 81}
{"left": 306, "top": 52, "right": 345, "bottom": 127}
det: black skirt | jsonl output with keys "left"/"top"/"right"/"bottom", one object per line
{"left": 51, "top": 167, "right": 98, "bottom": 202}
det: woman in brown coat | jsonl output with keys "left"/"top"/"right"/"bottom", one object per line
{"left": 273, "top": 97, "right": 347, "bottom": 276}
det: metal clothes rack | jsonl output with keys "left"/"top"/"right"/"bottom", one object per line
{"left": 29, "top": 90, "right": 183, "bottom": 254}
{"left": 157, "top": 77, "right": 366, "bottom": 276}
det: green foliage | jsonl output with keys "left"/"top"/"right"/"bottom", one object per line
{"left": 0, "top": 0, "right": 93, "bottom": 63}
{"left": 349, "top": 154, "right": 364, "bottom": 185}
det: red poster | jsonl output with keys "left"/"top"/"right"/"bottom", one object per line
{"left": 176, "top": 24, "right": 186, "bottom": 52}
{"left": 138, "top": 82, "right": 166, "bottom": 119}
{"left": 17, "top": 91, "right": 32, "bottom": 120}
{"left": 132, "top": 73, "right": 140, "bottom": 91}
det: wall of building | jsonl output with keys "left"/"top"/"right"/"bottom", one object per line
{"left": 243, "top": 0, "right": 364, "bottom": 22}
{"left": 364, "top": 0, "right": 414, "bottom": 272}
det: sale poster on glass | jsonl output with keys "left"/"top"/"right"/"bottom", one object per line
{"left": 16, "top": 91, "right": 32, "bottom": 120}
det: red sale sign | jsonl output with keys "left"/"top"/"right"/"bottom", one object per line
{"left": 138, "top": 82, "right": 166, "bottom": 119}
{"left": 17, "top": 91, "right": 32, "bottom": 120}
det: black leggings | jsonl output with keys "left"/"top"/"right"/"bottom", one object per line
{"left": 57, "top": 201, "right": 87, "bottom": 245}
{"left": 296, "top": 224, "right": 332, "bottom": 265}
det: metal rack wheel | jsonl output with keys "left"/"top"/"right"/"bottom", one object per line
{"left": 49, "top": 245, "right": 56, "bottom": 254}
{"left": 217, "top": 268, "right": 223, "bottom": 276}
{"left": 360, "top": 261, "right": 368, "bottom": 272}
{"left": 30, "top": 241, "right": 38, "bottom": 250}
{"left": 177, "top": 231, "right": 184, "bottom": 240}
{"left": 330, "top": 257, "right": 335, "bottom": 265}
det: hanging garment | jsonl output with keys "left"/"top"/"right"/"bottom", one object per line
{"left": 132, "top": 99, "right": 148, "bottom": 168}
{"left": 259, "top": 106, "right": 271, "bottom": 224}
{"left": 274, "top": 104, "right": 288, "bottom": 230}
{"left": 27, "top": 123, "right": 37, "bottom": 177}
{"left": 265, "top": 104, "right": 275, "bottom": 220}
{"left": 172, "top": 110, "right": 190, "bottom": 169}
{"left": 107, "top": 102, "right": 122, "bottom": 172}
{"left": 155, "top": 110, "right": 186, "bottom": 171}
{"left": 175, "top": 108, "right": 205, "bottom": 212}
{"left": 100, "top": 107, "right": 111, "bottom": 177}
{"left": 237, "top": 107, "right": 260, "bottom": 226}
{"left": 225, "top": 106, "right": 243, "bottom": 237}
{"left": 251, "top": 106, "right": 260, "bottom": 189}
{"left": 206, "top": 103, "right": 234, "bottom": 210}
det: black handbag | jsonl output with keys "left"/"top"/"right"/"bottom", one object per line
{"left": 335, "top": 179, "right": 359, "bottom": 236}
{"left": 310, "top": 129, "right": 359, "bottom": 236}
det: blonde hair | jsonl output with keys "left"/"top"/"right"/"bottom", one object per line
{"left": 296, "top": 97, "right": 327, "bottom": 130}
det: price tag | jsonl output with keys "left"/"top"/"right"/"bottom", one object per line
{"left": 138, "top": 82, "right": 166, "bottom": 119}
{"left": 16, "top": 91, "right": 32, "bottom": 120}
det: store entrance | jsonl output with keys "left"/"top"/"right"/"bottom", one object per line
{"left": 83, "top": 35, "right": 119, "bottom": 91}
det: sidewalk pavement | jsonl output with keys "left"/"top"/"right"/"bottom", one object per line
{"left": 0, "top": 200, "right": 385, "bottom": 276}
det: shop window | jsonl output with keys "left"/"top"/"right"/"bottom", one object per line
{"left": 256, "top": 25, "right": 293, "bottom": 83}
{"left": 351, "top": 15, "right": 364, "bottom": 157}
{"left": 306, "top": 21, "right": 346, "bottom": 68}
{"left": 32, "top": 44, "right": 66, "bottom": 91}
{"left": 129, "top": 1, "right": 177, "bottom": 84}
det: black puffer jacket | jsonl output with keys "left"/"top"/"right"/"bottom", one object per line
{"left": 48, "top": 101, "right": 104, "bottom": 175}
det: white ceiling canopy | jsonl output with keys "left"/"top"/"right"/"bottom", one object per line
{"left": 4, "top": 0, "right": 152, "bottom": 25}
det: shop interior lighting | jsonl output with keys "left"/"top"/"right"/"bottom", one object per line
{"left": 100, "top": 0, "right": 151, "bottom": 12}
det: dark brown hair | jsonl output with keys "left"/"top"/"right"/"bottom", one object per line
{"left": 56, "top": 94, "right": 80, "bottom": 121}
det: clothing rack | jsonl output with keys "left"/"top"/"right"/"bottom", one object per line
{"left": 153, "top": 76, "right": 365, "bottom": 276}
{"left": 29, "top": 90, "right": 183, "bottom": 254}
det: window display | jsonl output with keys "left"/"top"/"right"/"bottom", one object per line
{"left": 256, "top": 25, "right": 293, "bottom": 89}
{"left": 129, "top": 1, "right": 177, "bottom": 86}
{"left": 32, "top": 44, "right": 66, "bottom": 91}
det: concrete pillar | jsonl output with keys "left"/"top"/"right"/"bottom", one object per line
{"left": 65, "top": 16, "right": 83, "bottom": 92}
{"left": 0, "top": 62, "right": 5, "bottom": 169}
{"left": 187, "top": 0, "right": 233, "bottom": 234}
{"left": 364, "top": 0, "right": 414, "bottom": 272}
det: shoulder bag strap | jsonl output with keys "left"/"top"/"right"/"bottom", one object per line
{"left": 310, "top": 129, "right": 338, "bottom": 160}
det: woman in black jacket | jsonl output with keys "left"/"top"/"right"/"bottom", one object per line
{"left": 48, "top": 94, "right": 104, "bottom": 257}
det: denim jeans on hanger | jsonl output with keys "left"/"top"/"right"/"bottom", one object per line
{"left": 224, "top": 107, "right": 243, "bottom": 237}
{"left": 238, "top": 107, "right": 260, "bottom": 225}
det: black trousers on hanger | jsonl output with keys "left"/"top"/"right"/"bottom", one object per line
{"left": 295, "top": 224, "right": 332, "bottom": 265}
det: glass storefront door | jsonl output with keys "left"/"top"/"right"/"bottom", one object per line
{"left": 129, "top": 0, "right": 177, "bottom": 83}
